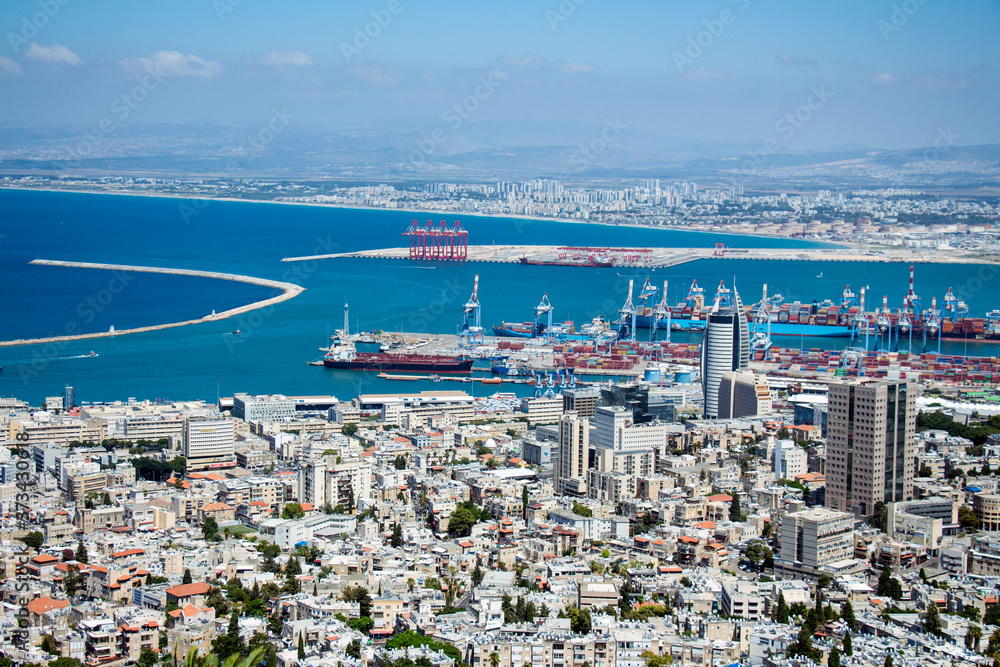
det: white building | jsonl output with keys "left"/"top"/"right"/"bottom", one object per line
{"left": 234, "top": 393, "right": 297, "bottom": 422}
{"left": 773, "top": 440, "right": 807, "bottom": 480}
{"left": 183, "top": 418, "right": 236, "bottom": 472}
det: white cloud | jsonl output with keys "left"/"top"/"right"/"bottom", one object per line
{"left": 500, "top": 54, "right": 546, "bottom": 68}
{"left": 777, "top": 52, "right": 818, "bottom": 67}
{"left": 870, "top": 72, "right": 895, "bottom": 84}
{"left": 560, "top": 62, "right": 597, "bottom": 74}
{"left": 0, "top": 56, "right": 22, "bottom": 75}
{"left": 345, "top": 63, "right": 395, "bottom": 85}
{"left": 252, "top": 50, "right": 315, "bottom": 68}
{"left": 118, "top": 51, "right": 224, "bottom": 79}
{"left": 679, "top": 68, "right": 726, "bottom": 80}
{"left": 25, "top": 43, "right": 82, "bottom": 66}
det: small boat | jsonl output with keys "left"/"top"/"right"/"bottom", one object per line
{"left": 231, "top": 330, "right": 242, "bottom": 334}
{"left": 86, "top": 351, "right": 98, "bottom": 357}
{"left": 817, "top": 272, "right": 823, "bottom": 278}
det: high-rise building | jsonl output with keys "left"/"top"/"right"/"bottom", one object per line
{"left": 825, "top": 379, "right": 915, "bottom": 517}
{"left": 562, "top": 387, "right": 599, "bottom": 418}
{"left": 717, "top": 370, "right": 772, "bottom": 419}
{"left": 64, "top": 384, "right": 75, "bottom": 410}
{"left": 700, "top": 287, "right": 750, "bottom": 418}
{"left": 555, "top": 411, "right": 589, "bottom": 497}
{"left": 778, "top": 506, "right": 854, "bottom": 570}
{"left": 183, "top": 418, "right": 236, "bottom": 472}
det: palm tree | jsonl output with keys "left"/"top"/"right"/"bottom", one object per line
{"left": 968, "top": 624, "right": 983, "bottom": 652}
{"left": 488, "top": 652, "right": 500, "bottom": 667}
{"left": 183, "top": 645, "right": 266, "bottom": 667}
{"left": 407, "top": 578, "right": 415, "bottom": 593}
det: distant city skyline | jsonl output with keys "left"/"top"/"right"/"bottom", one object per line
{"left": 0, "top": 1, "right": 998, "bottom": 152}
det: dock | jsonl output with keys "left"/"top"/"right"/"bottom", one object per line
{"left": 281, "top": 244, "right": 1000, "bottom": 268}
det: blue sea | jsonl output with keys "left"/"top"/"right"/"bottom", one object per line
{"left": 1, "top": 188, "right": 998, "bottom": 405}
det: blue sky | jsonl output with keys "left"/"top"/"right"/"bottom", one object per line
{"left": 1, "top": 0, "right": 998, "bottom": 150}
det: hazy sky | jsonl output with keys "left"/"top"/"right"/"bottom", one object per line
{"left": 1, "top": 0, "right": 998, "bottom": 150}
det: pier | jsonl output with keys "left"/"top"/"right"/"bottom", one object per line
{"left": 0, "top": 260, "right": 305, "bottom": 348}
{"left": 281, "top": 244, "right": 1000, "bottom": 268}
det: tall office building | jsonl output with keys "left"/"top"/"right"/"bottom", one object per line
{"left": 64, "top": 384, "right": 75, "bottom": 410}
{"left": 555, "top": 411, "right": 589, "bottom": 497}
{"left": 825, "top": 379, "right": 915, "bottom": 517}
{"left": 183, "top": 418, "right": 236, "bottom": 472}
{"left": 700, "top": 287, "right": 750, "bottom": 418}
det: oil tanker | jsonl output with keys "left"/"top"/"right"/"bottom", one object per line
{"left": 323, "top": 352, "right": 474, "bottom": 372}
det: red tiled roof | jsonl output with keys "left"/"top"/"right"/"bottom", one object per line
{"left": 27, "top": 597, "right": 69, "bottom": 615}
{"left": 707, "top": 494, "right": 733, "bottom": 502}
{"left": 112, "top": 548, "right": 145, "bottom": 558}
{"left": 166, "top": 582, "right": 212, "bottom": 598}
{"left": 32, "top": 554, "right": 59, "bottom": 565}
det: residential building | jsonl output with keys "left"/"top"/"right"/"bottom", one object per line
{"left": 825, "top": 379, "right": 916, "bottom": 518}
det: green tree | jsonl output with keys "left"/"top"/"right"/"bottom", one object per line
{"left": 297, "top": 634, "right": 305, "bottom": 660}
{"left": 282, "top": 502, "right": 305, "bottom": 519}
{"left": 342, "top": 423, "right": 358, "bottom": 437}
{"left": 391, "top": 523, "right": 403, "bottom": 548}
{"left": 137, "top": 649, "right": 157, "bottom": 667}
{"left": 841, "top": 600, "right": 856, "bottom": 630}
{"left": 828, "top": 647, "right": 841, "bottom": 667}
{"left": 342, "top": 585, "right": 372, "bottom": 618}
{"left": 729, "top": 492, "right": 744, "bottom": 522}
{"left": 346, "top": 639, "right": 361, "bottom": 660}
{"left": 394, "top": 455, "right": 407, "bottom": 470}
{"left": 182, "top": 569, "right": 192, "bottom": 585}
{"left": 522, "top": 486, "right": 529, "bottom": 520}
{"left": 877, "top": 565, "right": 893, "bottom": 597}
{"left": 775, "top": 592, "right": 789, "bottom": 624}
{"left": 74, "top": 541, "right": 88, "bottom": 564}
{"left": 64, "top": 564, "right": 82, "bottom": 597}
{"left": 566, "top": 607, "right": 591, "bottom": 634}
{"left": 923, "top": 602, "right": 941, "bottom": 636}
{"left": 22, "top": 531, "right": 44, "bottom": 550}
{"left": 968, "top": 624, "right": 982, "bottom": 652}
{"left": 884, "top": 654, "right": 893, "bottom": 667}
{"left": 40, "top": 635, "right": 58, "bottom": 655}
{"left": 211, "top": 610, "right": 245, "bottom": 660}
{"left": 572, "top": 501, "right": 592, "bottom": 518}
{"left": 869, "top": 501, "right": 888, "bottom": 532}
{"left": 843, "top": 630, "right": 852, "bottom": 656}
{"left": 284, "top": 557, "right": 302, "bottom": 593}
{"left": 959, "top": 504, "right": 982, "bottom": 529}
{"left": 472, "top": 564, "right": 484, "bottom": 587}
{"left": 447, "top": 507, "right": 478, "bottom": 536}
{"left": 202, "top": 517, "right": 220, "bottom": 541}
{"left": 744, "top": 541, "right": 772, "bottom": 567}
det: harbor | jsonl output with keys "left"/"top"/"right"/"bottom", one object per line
{"left": 281, "top": 242, "right": 1000, "bottom": 268}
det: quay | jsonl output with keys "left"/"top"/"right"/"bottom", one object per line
{"left": 281, "top": 244, "right": 1000, "bottom": 268}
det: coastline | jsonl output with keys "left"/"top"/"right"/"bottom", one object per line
{"left": 0, "top": 184, "right": 842, "bottom": 247}
{"left": 0, "top": 260, "right": 305, "bottom": 348}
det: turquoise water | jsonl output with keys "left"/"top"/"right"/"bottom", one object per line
{"left": 0, "top": 189, "right": 997, "bottom": 405}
